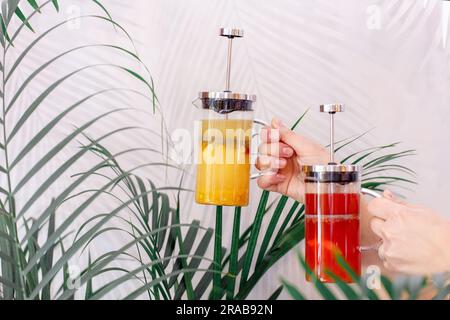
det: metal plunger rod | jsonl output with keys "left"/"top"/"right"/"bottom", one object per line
{"left": 330, "top": 112, "right": 335, "bottom": 163}
{"left": 320, "top": 103, "right": 344, "bottom": 165}
{"left": 220, "top": 28, "right": 243, "bottom": 92}
{"left": 225, "top": 37, "right": 233, "bottom": 91}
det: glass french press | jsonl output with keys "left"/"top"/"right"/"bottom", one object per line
{"left": 194, "top": 28, "right": 268, "bottom": 207}
{"left": 302, "top": 104, "right": 381, "bottom": 283}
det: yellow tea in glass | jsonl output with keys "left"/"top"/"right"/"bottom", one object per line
{"left": 196, "top": 119, "right": 252, "bottom": 206}
{"left": 194, "top": 91, "right": 258, "bottom": 206}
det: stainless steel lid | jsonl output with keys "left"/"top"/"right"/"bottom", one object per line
{"left": 199, "top": 91, "right": 257, "bottom": 102}
{"left": 302, "top": 164, "right": 360, "bottom": 183}
{"left": 198, "top": 91, "right": 256, "bottom": 114}
{"left": 303, "top": 164, "right": 359, "bottom": 173}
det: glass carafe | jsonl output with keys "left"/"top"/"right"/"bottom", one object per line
{"left": 194, "top": 92, "right": 266, "bottom": 207}
{"left": 302, "top": 164, "right": 380, "bottom": 283}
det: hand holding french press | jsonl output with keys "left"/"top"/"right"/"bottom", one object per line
{"left": 258, "top": 105, "right": 381, "bottom": 283}
{"left": 369, "top": 190, "right": 450, "bottom": 275}
{"left": 256, "top": 118, "right": 330, "bottom": 203}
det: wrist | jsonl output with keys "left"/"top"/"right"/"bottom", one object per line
{"left": 434, "top": 222, "right": 450, "bottom": 273}
{"left": 290, "top": 188, "right": 304, "bottom": 204}
{"left": 443, "top": 223, "right": 450, "bottom": 271}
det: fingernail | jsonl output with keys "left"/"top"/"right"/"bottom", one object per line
{"left": 283, "top": 147, "right": 293, "bottom": 157}
{"left": 273, "top": 118, "right": 280, "bottom": 129}
{"left": 276, "top": 174, "right": 286, "bottom": 180}
{"left": 273, "top": 118, "right": 284, "bottom": 129}
{"left": 383, "top": 189, "right": 394, "bottom": 199}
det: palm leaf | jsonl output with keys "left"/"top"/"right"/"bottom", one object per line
{"left": 281, "top": 279, "right": 306, "bottom": 300}
{"left": 226, "top": 206, "right": 241, "bottom": 300}
{"left": 57, "top": 224, "right": 211, "bottom": 300}
{"left": 0, "top": 0, "right": 178, "bottom": 301}
{"left": 268, "top": 285, "right": 283, "bottom": 300}
{"left": 211, "top": 205, "right": 223, "bottom": 299}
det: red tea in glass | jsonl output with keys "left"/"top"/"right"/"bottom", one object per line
{"left": 305, "top": 192, "right": 361, "bottom": 282}
{"left": 302, "top": 162, "right": 363, "bottom": 283}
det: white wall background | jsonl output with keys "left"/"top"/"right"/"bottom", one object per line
{"left": 3, "top": 0, "right": 449, "bottom": 299}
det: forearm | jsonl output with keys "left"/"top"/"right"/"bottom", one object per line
{"left": 435, "top": 222, "right": 450, "bottom": 272}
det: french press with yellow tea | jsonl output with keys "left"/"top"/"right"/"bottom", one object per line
{"left": 194, "top": 28, "right": 268, "bottom": 207}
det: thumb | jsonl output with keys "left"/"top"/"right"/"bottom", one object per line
{"left": 272, "top": 118, "right": 327, "bottom": 159}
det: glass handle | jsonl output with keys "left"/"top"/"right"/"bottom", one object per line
{"left": 361, "top": 188, "right": 382, "bottom": 199}
{"left": 359, "top": 188, "right": 382, "bottom": 252}
{"left": 192, "top": 98, "right": 201, "bottom": 109}
{"left": 250, "top": 118, "right": 276, "bottom": 180}
{"left": 253, "top": 118, "right": 270, "bottom": 127}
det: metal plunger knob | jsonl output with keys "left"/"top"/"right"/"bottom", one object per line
{"left": 220, "top": 28, "right": 244, "bottom": 91}
{"left": 320, "top": 103, "right": 345, "bottom": 164}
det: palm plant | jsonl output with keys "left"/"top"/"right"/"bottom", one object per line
{"left": 282, "top": 252, "right": 450, "bottom": 300}
{"left": 0, "top": 0, "right": 211, "bottom": 300}
{"left": 66, "top": 137, "right": 216, "bottom": 300}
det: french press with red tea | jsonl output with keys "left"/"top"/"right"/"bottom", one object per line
{"left": 193, "top": 28, "right": 268, "bottom": 207}
{"left": 302, "top": 104, "right": 380, "bottom": 283}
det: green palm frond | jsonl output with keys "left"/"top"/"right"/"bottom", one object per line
{"left": 66, "top": 139, "right": 216, "bottom": 300}
{"left": 0, "top": 0, "right": 197, "bottom": 300}
{"left": 283, "top": 251, "right": 450, "bottom": 300}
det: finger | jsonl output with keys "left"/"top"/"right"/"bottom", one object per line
{"left": 367, "top": 197, "right": 403, "bottom": 220}
{"left": 370, "top": 217, "right": 386, "bottom": 238}
{"left": 258, "top": 142, "right": 294, "bottom": 158}
{"left": 257, "top": 183, "right": 278, "bottom": 193}
{"left": 383, "top": 190, "right": 408, "bottom": 205}
{"left": 260, "top": 127, "right": 280, "bottom": 143}
{"left": 383, "top": 189, "right": 396, "bottom": 201}
{"left": 255, "top": 155, "right": 287, "bottom": 171}
{"left": 257, "top": 173, "right": 286, "bottom": 190}
{"left": 378, "top": 243, "right": 386, "bottom": 262}
{"left": 383, "top": 260, "right": 395, "bottom": 271}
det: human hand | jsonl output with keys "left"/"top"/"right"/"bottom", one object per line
{"left": 255, "top": 118, "right": 329, "bottom": 203}
{"left": 368, "top": 190, "right": 450, "bottom": 275}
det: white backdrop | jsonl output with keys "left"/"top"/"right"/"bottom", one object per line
{"left": 4, "top": 0, "right": 450, "bottom": 299}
